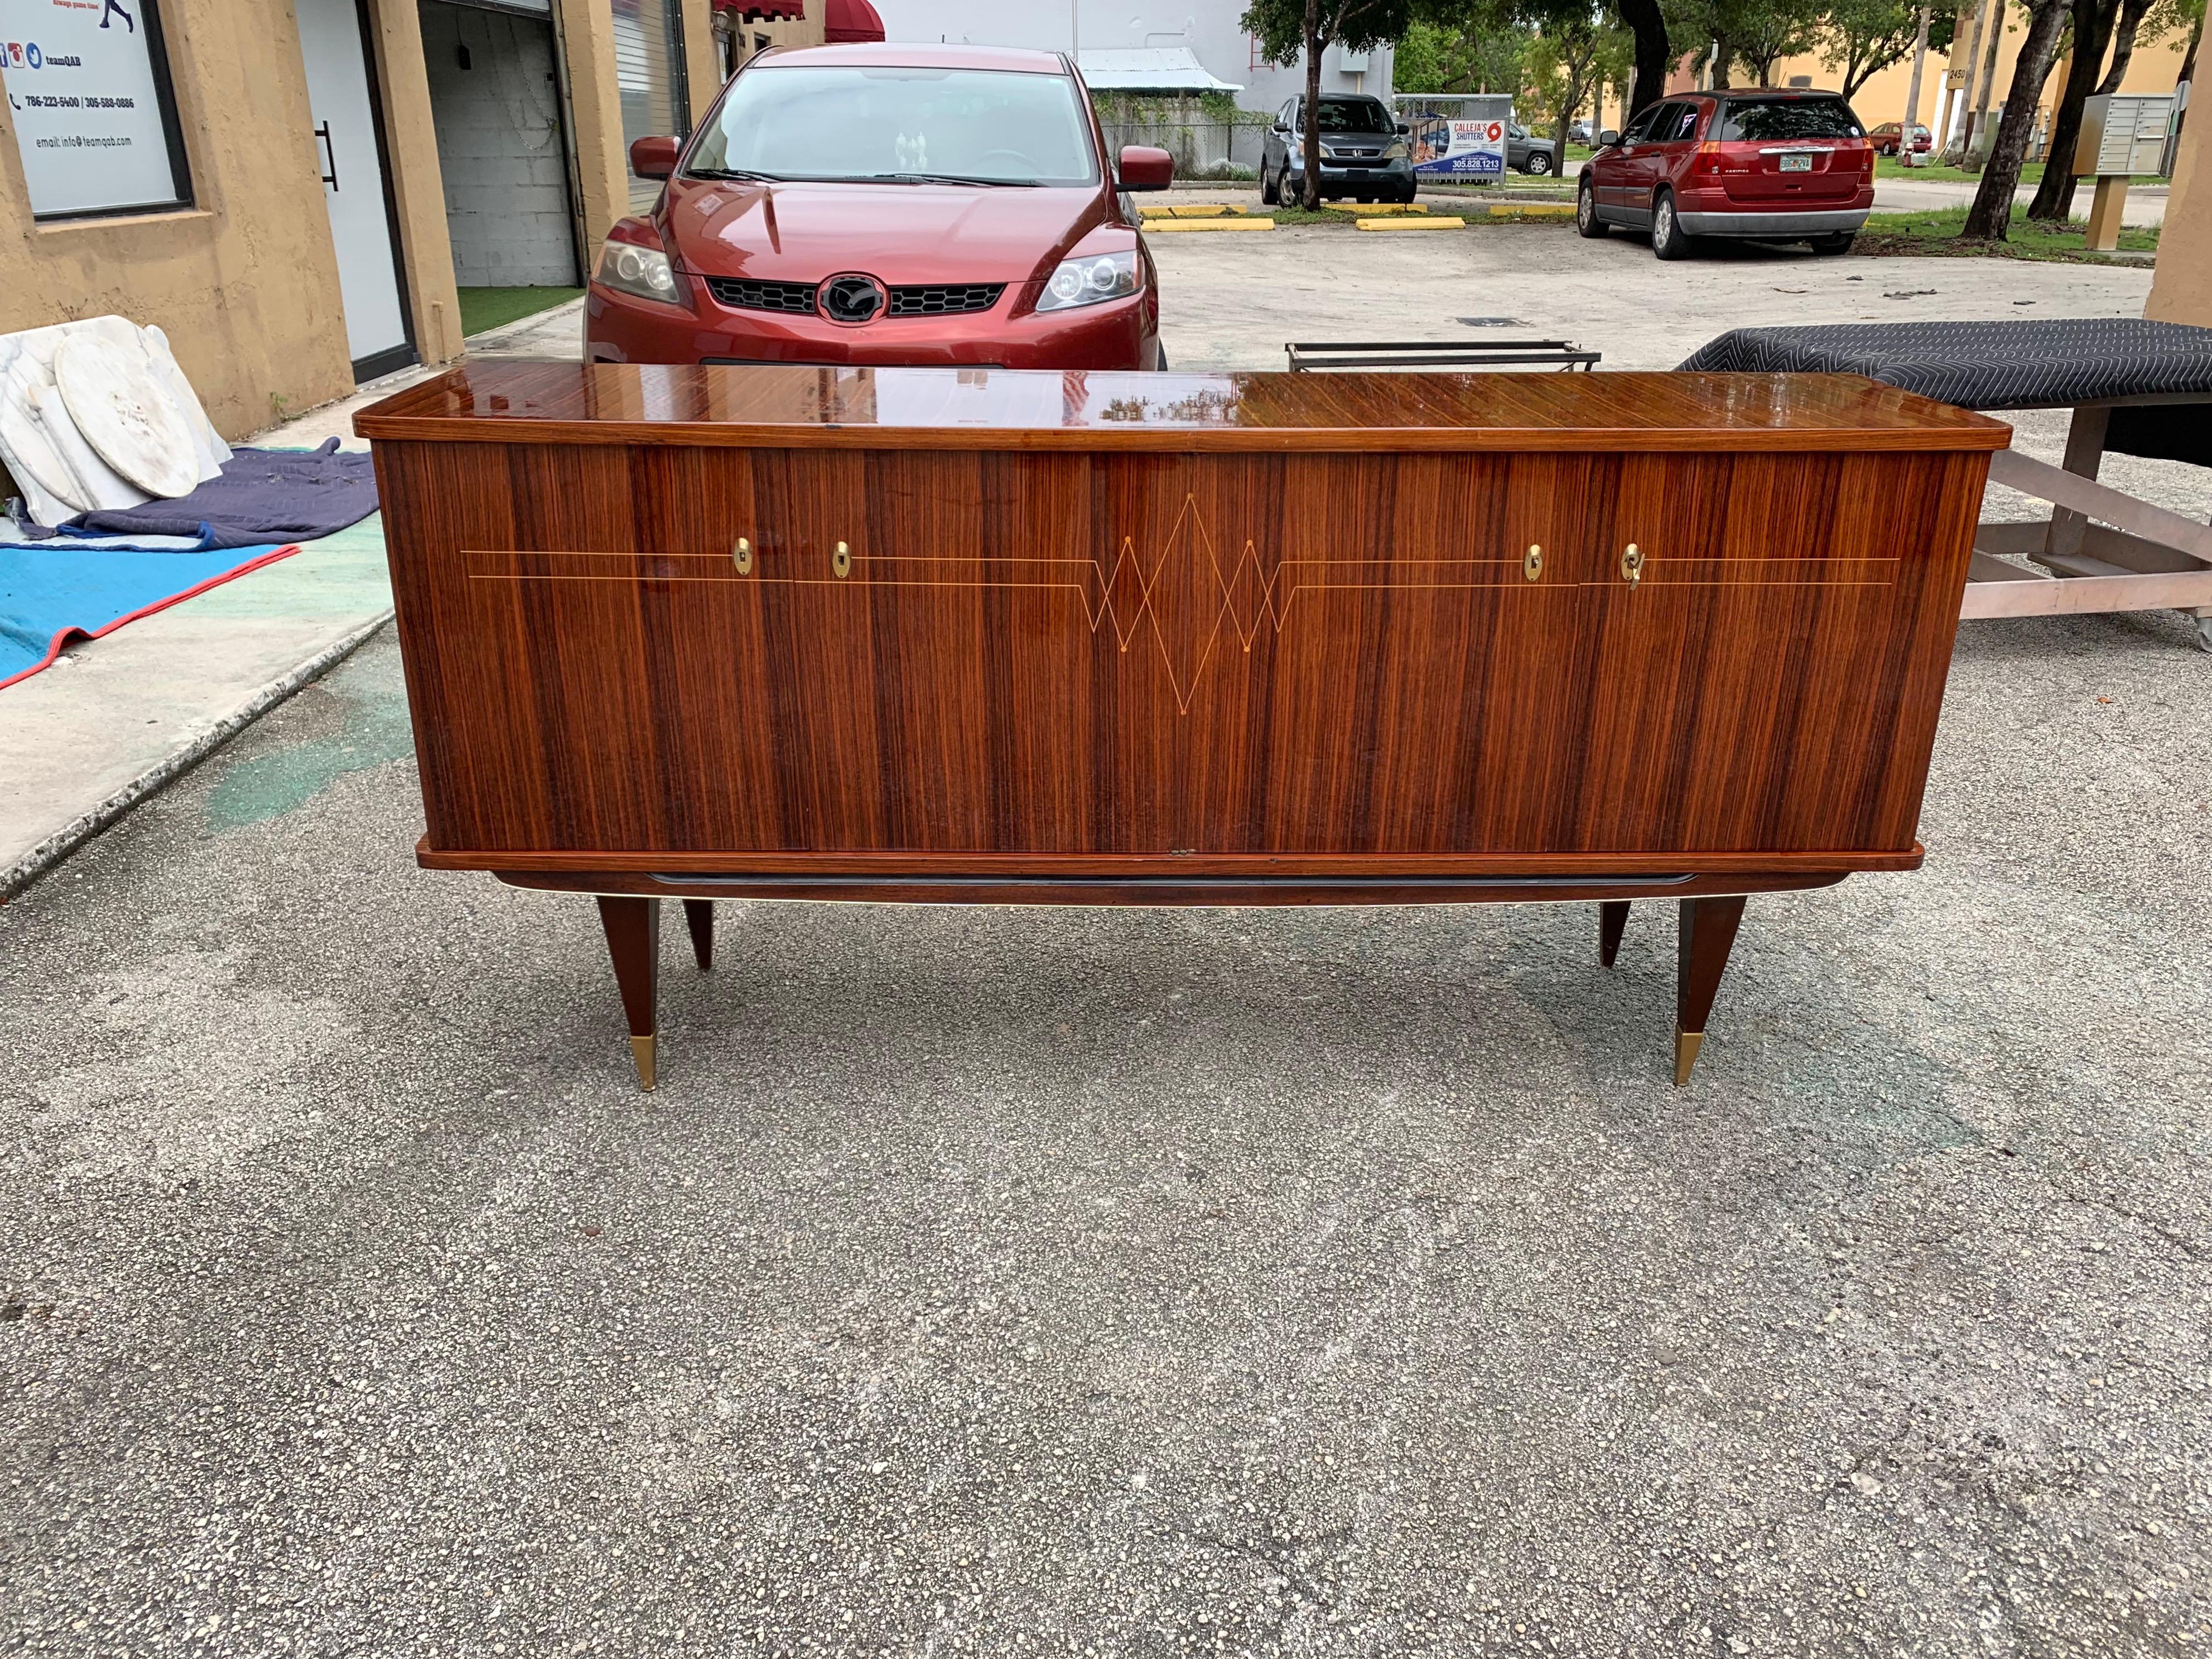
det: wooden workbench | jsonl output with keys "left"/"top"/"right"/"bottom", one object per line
{"left": 356, "top": 362, "right": 2007, "bottom": 1090}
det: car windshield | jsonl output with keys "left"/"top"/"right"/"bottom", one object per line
{"left": 687, "top": 65, "right": 1100, "bottom": 186}
{"left": 1718, "top": 98, "right": 1864, "bottom": 141}
{"left": 1309, "top": 97, "right": 1393, "bottom": 134}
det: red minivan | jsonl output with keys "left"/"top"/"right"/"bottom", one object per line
{"left": 586, "top": 42, "right": 1173, "bottom": 369}
{"left": 1577, "top": 89, "right": 1874, "bottom": 258}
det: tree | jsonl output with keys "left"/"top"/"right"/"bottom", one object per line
{"left": 1243, "top": 0, "right": 1420, "bottom": 208}
{"left": 1394, "top": 10, "right": 1538, "bottom": 92}
{"left": 1528, "top": 5, "right": 1630, "bottom": 159}
{"left": 1729, "top": 0, "right": 1827, "bottom": 79}
{"left": 1617, "top": 0, "right": 1674, "bottom": 114}
{"left": 1960, "top": 0, "right": 2071, "bottom": 236}
{"left": 2028, "top": 0, "right": 2126, "bottom": 221}
{"left": 1820, "top": 0, "right": 1931, "bottom": 95}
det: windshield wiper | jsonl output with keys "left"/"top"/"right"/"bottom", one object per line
{"left": 856, "top": 172, "right": 1040, "bottom": 187}
{"left": 685, "top": 166, "right": 780, "bottom": 182}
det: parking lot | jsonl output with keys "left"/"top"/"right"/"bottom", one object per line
{"left": 3, "top": 222, "right": 2209, "bottom": 1657}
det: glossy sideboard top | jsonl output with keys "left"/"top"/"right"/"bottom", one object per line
{"left": 354, "top": 360, "right": 2013, "bottom": 454}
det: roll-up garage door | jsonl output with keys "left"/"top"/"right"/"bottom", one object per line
{"left": 613, "top": 0, "right": 691, "bottom": 210}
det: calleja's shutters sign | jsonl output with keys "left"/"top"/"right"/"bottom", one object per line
{"left": 0, "top": 0, "right": 188, "bottom": 217}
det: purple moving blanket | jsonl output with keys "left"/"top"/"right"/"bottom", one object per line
{"left": 31, "top": 439, "right": 379, "bottom": 550}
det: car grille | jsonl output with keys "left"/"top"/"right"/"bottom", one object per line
{"left": 1329, "top": 146, "right": 1385, "bottom": 160}
{"left": 703, "top": 277, "right": 817, "bottom": 314}
{"left": 886, "top": 283, "right": 1005, "bottom": 318}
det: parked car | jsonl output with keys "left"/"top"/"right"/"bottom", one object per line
{"left": 585, "top": 42, "right": 1172, "bottom": 371}
{"left": 1261, "top": 93, "right": 1416, "bottom": 205}
{"left": 1507, "top": 122, "right": 1559, "bottom": 175}
{"left": 1868, "top": 121, "right": 1934, "bottom": 156}
{"left": 1576, "top": 89, "right": 1874, "bottom": 258}
{"left": 1568, "top": 119, "right": 1595, "bottom": 146}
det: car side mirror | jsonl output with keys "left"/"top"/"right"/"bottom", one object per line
{"left": 1396, "top": 121, "right": 1410, "bottom": 134}
{"left": 1273, "top": 121, "right": 1291, "bottom": 134}
{"left": 1598, "top": 129, "right": 1620, "bottom": 148}
{"left": 629, "top": 135, "right": 679, "bottom": 179}
{"left": 1116, "top": 145, "right": 1174, "bottom": 191}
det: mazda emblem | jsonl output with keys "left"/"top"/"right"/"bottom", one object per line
{"left": 821, "top": 274, "right": 886, "bottom": 324}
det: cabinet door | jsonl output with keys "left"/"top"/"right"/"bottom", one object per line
{"left": 1566, "top": 451, "right": 1979, "bottom": 855}
{"left": 439, "top": 446, "right": 1607, "bottom": 859}
{"left": 1212, "top": 450, "right": 1596, "bottom": 853}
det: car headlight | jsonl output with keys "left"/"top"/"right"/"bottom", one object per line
{"left": 596, "top": 238, "right": 681, "bottom": 305}
{"left": 1385, "top": 141, "right": 1409, "bottom": 160}
{"left": 1037, "top": 249, "right": 1139, "bottom": 312}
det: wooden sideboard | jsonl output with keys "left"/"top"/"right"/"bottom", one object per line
{"left": 357, "top": 362, "right": 2007, "bottom": 1091}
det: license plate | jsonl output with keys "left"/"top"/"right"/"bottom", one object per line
{"left": 1780, "top": 153, "right": 1814, "bottom": 172}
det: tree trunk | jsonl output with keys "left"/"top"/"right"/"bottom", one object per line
{"left": 2096, "top": 0, "right": 2153, "bottom": 92}
{"left": 1712, "top": 37, "right": 1732, "bottom": 90}
{"left": 1620, "top": 0, "right": 1671, "bottom": 114}
{"left": 1943, "top": 0, "right": 1988, "bottom": 161}
{"left": 1901, "top": 6, "right": 1931, "bottom": 151}
{"left": 1962, "top": 0, "right": 2009, "bottom": 169}
{"left": 1962, "top": 0, "right": 2071, "bottom": 236}
{"left": 1301, "top": 0, "right": 1324, "bottom": 209}
{"left": 2028, "top": 0, "right": 2118, "bottom": 220}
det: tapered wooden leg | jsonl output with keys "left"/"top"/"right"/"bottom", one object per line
{"left": 1674, "top": 895, "right": 1747, "bottom": 1086}
{"left": 682, "top": 899, "right": 715, "bottom": 971}
{"left": 1598, "top": 901, "right": 1630, "bottom": 968}
{"left": 595, "top": 896, "right": 662, "bottom": 1091}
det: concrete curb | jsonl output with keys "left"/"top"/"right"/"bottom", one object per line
{"left": 0, "top": 611, "right": 393, "bottom": 902}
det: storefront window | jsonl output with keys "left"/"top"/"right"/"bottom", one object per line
{"left": 612, "top": 0, "right": 689, "bottom": 210}
{"left": 0, "top": 0, "right": 192, "bottom": 219}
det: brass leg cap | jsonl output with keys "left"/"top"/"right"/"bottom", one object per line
{"left": 1673, "top": 1030, "right": 1704, "bottom": 1088}
{"left": 629, "top": 1033, "right": 657, "bottom": 1093}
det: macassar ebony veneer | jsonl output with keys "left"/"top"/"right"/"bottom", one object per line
{"left": 356, "top": 361, "right": 2007, "bottom": 1091}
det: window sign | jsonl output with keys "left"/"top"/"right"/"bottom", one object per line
{"left": 0, "top": 0, "right": 192, "bottom": 218}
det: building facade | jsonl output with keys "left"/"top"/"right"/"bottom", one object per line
{"left": 0, "top": 0, "right": 823, "bottom": 442}
{"left": 869, "top": 1, "right": 1395, "bottom": 112}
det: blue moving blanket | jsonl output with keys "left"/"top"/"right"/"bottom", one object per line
{"left": 0, "top": 541, "right": 297, "bottom": 689}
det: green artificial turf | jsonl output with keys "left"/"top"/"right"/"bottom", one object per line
{"left": 457, "top": 286, "right": 585, "bottom": 338}
{"left": 1873, "top": 156, "right": 2166, "bottom": 185}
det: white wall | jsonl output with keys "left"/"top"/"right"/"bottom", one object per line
{"left": 420, "top": 1, "right": 580, "bottom": 287}
{"left": 867, "top": 1, "right": 1394, "bottom": 113}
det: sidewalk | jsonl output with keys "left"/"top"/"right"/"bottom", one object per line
{"left": 0, "top": 299, "right": 586, "bottom": 898}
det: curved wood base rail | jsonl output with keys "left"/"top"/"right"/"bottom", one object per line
{"left": 495, "top": 867, "right": 1847, "bottom": 907}
{"left": 427, "top": 843, "right": 1922, "bottom": 878}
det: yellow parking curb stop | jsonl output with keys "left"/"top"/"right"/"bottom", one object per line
{"left": 1144, "top": 218, "right": 1277, "bottom": 233}
{"left": 1488, "top": 203, "right": 1575, "bottom": 217}
{"left": 1321, "top": 202, "right": 1427, "bottom": 214}
{"left": 1354, "top": 216, "right": 1466, "bottom": 231}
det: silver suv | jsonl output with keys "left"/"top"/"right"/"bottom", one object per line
{"left": 1262, "top": 94, "right": 1416, "bottom": 205}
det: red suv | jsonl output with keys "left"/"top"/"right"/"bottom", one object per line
{"left": 586, "top": 42, "right": 1173, "bottom": 370}
{"left": 1577, "top": 90, "right": 1874, "bottom": 258}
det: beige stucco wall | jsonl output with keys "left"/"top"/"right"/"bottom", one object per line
{"left": 1767, "top": 22, "right": 2189, "bottom": 137}
{"left": 556, "top": 0, "right": 634, "bottom": 264}
{"left": 2146, "top": 108, "right": 2209, "bottom": 326}
{"left": 365, "top": 0, "right": 463, "bottom": 369}
{"left": 0, "top": 0, "right": 353, "bottom": 440}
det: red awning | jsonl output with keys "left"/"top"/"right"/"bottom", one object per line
{"left": 823, "top": 0, "right": 885, "bottom": 42}
{"left": 711, "top": 0, "right": 803, "bottom": 18}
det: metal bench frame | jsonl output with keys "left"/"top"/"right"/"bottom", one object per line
{"left": 1285, "top": 340, "right": 1599, "bottom": 372}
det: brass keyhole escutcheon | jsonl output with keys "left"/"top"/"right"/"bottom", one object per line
{"left": 732, "top": 536, "right": 752, "bottom": 575}
{"left": 1621, "top": 542, "right": 1644, "bottom": 586}
{"left": 832, "top": 540, "right": 851, "bottom": 579}
{"left": 1524, "top": 544, "right": 1543, "bottom": 582}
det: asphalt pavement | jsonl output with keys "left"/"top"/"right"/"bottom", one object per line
{"left": 3, "top": 585, "right": 2209, "bottom": 1654}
